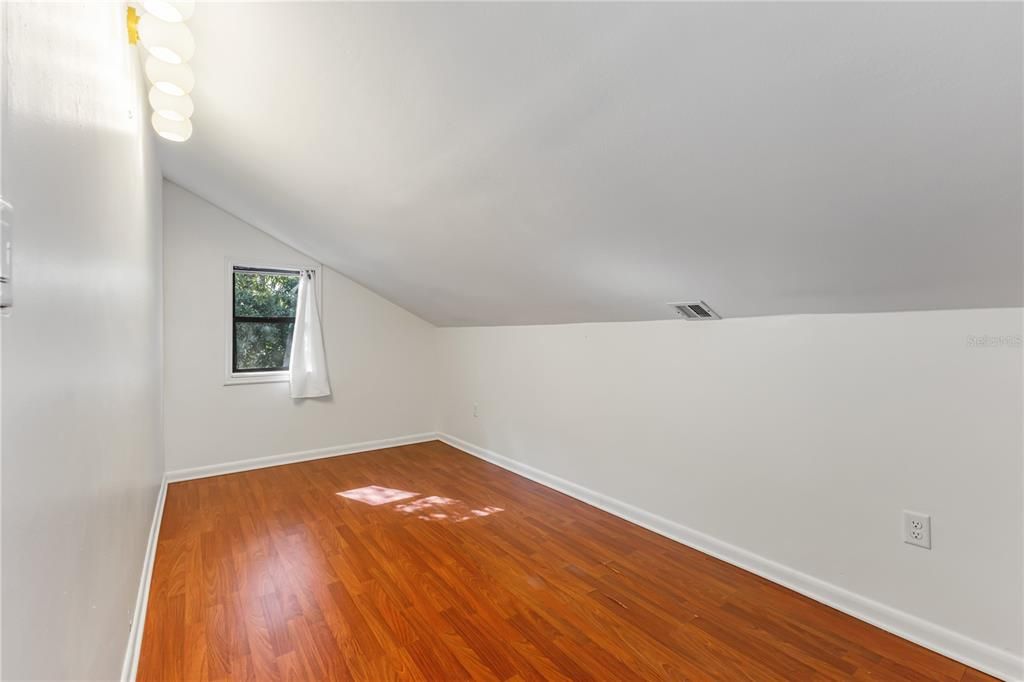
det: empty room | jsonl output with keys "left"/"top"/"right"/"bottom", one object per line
{"left": 1, "top": 1, "right": 1022, "bottom": 680}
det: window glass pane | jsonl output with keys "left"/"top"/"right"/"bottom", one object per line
{"left": 232, "top": 269, "right": 300, "bottom": 372}
{"left": 234, "top": 321, "right": 295, "bottom": 371}
{"left": 233, "top": 272, "right": 299, "bottom": 317}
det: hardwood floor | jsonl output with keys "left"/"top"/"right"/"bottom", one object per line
{"left": 139, "top": 441, "right": 993, "bottom": 681}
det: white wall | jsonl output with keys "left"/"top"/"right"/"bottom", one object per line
{"left": 1, "top": 3, "right": 164, "bottom": 680}
{"left": 163, "top": 182, "right": 436, "bottom": 473}
{"left": 438, "top": 308, "right": 1023, "bottom": 675}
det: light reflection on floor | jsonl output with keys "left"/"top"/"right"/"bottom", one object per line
{"left": 337, "top": 487, "right": 504, "bottom": 522}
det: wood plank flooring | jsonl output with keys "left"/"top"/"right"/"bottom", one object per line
{"left": 139, "top": 441, "right": 994, "bottom": 681}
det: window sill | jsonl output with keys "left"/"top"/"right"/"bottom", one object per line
{"left": 224, "top": 371, "right": 289, "bottom": 386}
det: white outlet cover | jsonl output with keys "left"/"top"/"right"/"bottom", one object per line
{"left": 903, "top": 510, "right": 931, "bottom": 549}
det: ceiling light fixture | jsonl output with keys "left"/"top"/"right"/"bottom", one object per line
{"left": 141, "top": 0, "right": 195, "bottom": 23}
{"left": 151, "top": 113, "right": 193, "bottom": 142}
{"left": 138, "top": 13, "right": 195, "bottom": 64}
{"left": 148, "top": 89, "right": 193, "bottom": 121}
{"left": 130, "top": 4, "right": 196, "bottom": 142}
{"left": 144, "top": 57, "right": 194, "bottom": 96}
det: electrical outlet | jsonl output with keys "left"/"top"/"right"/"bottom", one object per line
{"left": 472, "top": 403, "right": 479, "bottom": 418}
{"left": 903, "top": 510, "right": 931, "bottom": 549}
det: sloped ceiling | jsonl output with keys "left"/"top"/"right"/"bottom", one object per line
{"left": 158, "top": 2, "right": 1022, "bottom": 326}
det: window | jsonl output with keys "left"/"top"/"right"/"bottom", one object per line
{"left": 231, "top": 265, "right": 300, "bottom": 375}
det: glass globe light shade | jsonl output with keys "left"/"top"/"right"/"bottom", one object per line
{"left": 148, "top": 88, "right": 193, "bottom": 121}
{"left": 151, "top": 112, "right": 193, "bottom": 142}
{"left": 144, "top": 57, "right": 194, "bottom": 97}
{"left": 138, "top": 14, "right": 195, "bottom": 64}
{"left": 141, "top": 0, "right": 195, "bottom": 23}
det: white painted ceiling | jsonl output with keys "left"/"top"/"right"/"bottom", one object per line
{"left": 159, "top": 2, "right": 1022, "bottom": 326}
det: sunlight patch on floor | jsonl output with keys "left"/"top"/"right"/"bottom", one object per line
{"left": 395, "top": 495, "right": 504, "bottom": 523}
{"left": 337, "top": 486, "right": 503, "bottom": 522}
{"left": 337, "top": 485, "right": 418, "bottom": 505}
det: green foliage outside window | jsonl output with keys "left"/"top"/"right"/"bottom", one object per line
{"left": 233, "top": 271, "right": 300, "bottom": 372}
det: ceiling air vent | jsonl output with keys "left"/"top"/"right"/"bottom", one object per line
{"left": 669, "top": 301, "right": 720, "bottom": 320}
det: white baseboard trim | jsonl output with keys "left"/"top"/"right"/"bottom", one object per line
{"left": 437, "top": 432, "right": 1023, "bottom": 682}
{"left": 121, "top": 474, "right": 168, "bottom": 682}
{"left": 123, "top": 433, "right": 435, "bottom": 679}
{"left": 165, "top": 433, "right": 438, "bottom": 483}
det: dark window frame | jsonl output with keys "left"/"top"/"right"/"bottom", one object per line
{"left": 231, "top": 265, "right": 301, "bottom": 374}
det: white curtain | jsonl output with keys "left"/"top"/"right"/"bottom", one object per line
{"left": 289, "top": 270, "right": 331, "bottom": 398}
